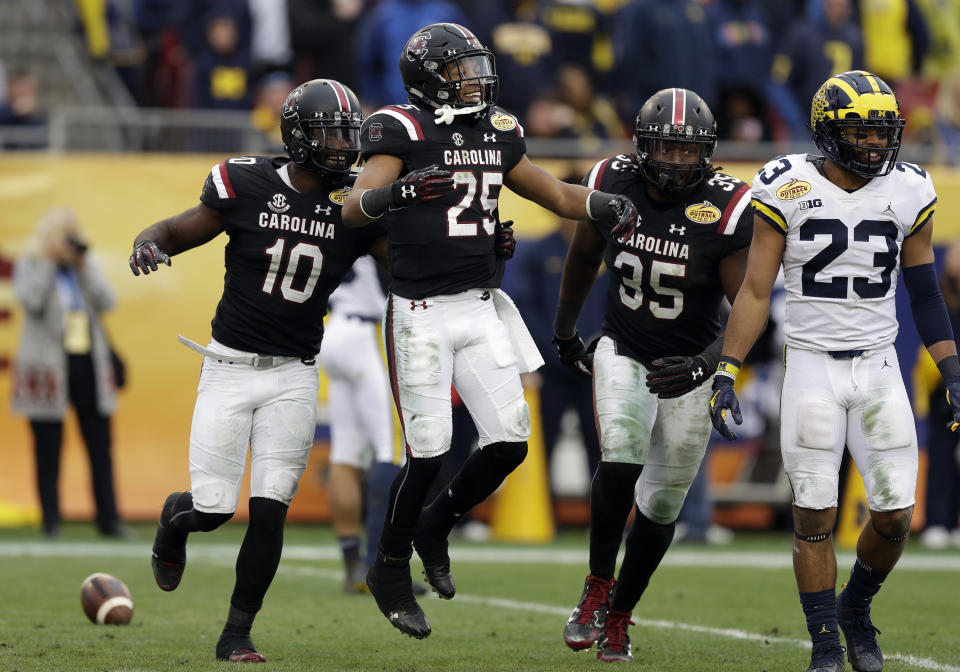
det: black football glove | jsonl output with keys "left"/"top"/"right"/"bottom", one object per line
{"left": 709, "top": 376, "right": 742, "bottom": 441}
{"left": 608, "top": 195, "right": 641, "bottom": 241}
{"left": 391, "top": 164, "right": 455, "bottom": 207}
{"left": 553, "top": 331, "right": 592, "bottom": 377}
{"left": 495, "top": 220, "right": 516, "bottom": 259}
{"left": 945, "top": 374, "right": 960, "bottom": 432}
{"left": 129, "top": 240, "right": 171, "bottom": 276}
{"left": 646, "top": 353, "right": 717, "bottom": 399}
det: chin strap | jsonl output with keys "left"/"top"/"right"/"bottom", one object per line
{"left": 434, "top": 103, "right": 487, "bottom": 125}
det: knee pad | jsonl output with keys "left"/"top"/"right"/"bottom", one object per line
{"left": 495, "top": 396, "right": 531, "bottom": 442}
{"left": 486, "top": 441, "right": 527, "bottom": 473}
{"left": 195, "top": 510, "right": 232, "bottom": 532}
{"left": 405, "top": 414, "right": 452, "bottom": 458}
{"left": 640, "top": 485, "right": 689, "bottom": 525}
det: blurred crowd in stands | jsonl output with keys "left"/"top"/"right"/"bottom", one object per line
{"left": 1, "top": 0, "right": 960, "bottom": 160}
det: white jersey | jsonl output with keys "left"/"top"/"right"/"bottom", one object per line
{"left": 328, "top": 255, "right": 386, "bottom": 320}
{"left": 751, "top": 154, "right": 937, "bottom": 352}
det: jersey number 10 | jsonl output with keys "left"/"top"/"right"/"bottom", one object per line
{"left": 262, "top": 238, "right": 323, "bottom": 303}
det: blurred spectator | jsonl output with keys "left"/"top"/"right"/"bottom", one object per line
{"left": 248, "top": 0, "right": 292, "bottom": 84}
{"left": 0, "top": 69, "right": 46, "bottom": 150}
{"left": 554, "top": 63, "right": 626, "bottom": 139}
{"left": 914, "top": 237, "right": 960, "bottom": 549}
{"left": 504, "top": 201, "right": 608, "bottom": 494}
{"left": 11, "top": 208, "right": 128, "bottom": 539}
{"left": 935, "top": 70, "right": 960, "bottom": 164}
{"left": 716, "top": 86, "right": 769, "bottom": 141}
{"left": 289, "top": 0, "right": 363, "bottom": 90}
{"left": 613, "top": 0, "right": 717, "bottom": 118}
{"left": 524, "top": 91, "right": 577, "bottom": 138}
{"left": 472, "top": 2, "right": 554, "bottom": 113}
{"left": 188, "top": 5, "right": 253, "bottom": 109}
{"left": 250, "top": 70, "right": 294, "bottom": 151}
{"left": 536, "top": 0, "right": 615, "bottom": 96}
{"left": 858, "top": 0, "right": 930, "bottom": 83}
{"left": 915, "top": 0, "right": 960, "bottom": 78}
{"left": 768, "top": 0, "right": 864, "bottom": 140}
{"left": 354, "top": 0, "right": 468, "bottom": 110}
{"left": 710, "top": 0, "right": 774, "bottom": 141}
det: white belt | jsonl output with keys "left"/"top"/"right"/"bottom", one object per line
{"left": 177, "top": 335, "right": 300, "bottom": 369}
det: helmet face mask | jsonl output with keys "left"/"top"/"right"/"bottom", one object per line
{"left": 302, "top": 123, "right": 361, "bottom": 172}
{"left": 811, "top": 71, "right": 904, "bottom": 178}
{"left": 400, "top": 23, "right": 498, "bottom": 110}
{"left": 280, "top": 79, "right": 363, "bottom": 178}
{"left": 438, "top": 53, "right": 496, "bottom": 107}
{"left": 634, "top": 88, "right": 717, "bottom": 197}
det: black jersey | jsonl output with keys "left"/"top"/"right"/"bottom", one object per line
{"left": 360, "top": 103, "right": 527, "bottom": 299}
{"left": 584, "top": 155, "right": 754, "bottom": 364}
{"left": 199, "top": 157, "right": 387, "bottom": 358}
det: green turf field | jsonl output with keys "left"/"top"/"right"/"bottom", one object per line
{"left": 0, "top": 523, "right": 958, "bottom": 672}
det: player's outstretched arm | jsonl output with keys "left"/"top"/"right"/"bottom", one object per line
{"left": 901, "top": 216, "right": 960, "bottom": 430}
{"left": 130, "top": 203, "right": 224, "bottom": 276}
{"left": 504, "top": 156, "right": 640, "bottom": 238}
{"left": 710, "top": 216, "right": 784, "bottom": 439}
{"left": 343, "top": 154, "right": 454, "bottom": 227}
{"left": 553, "top": 220, "right": 605, "bottom": 377}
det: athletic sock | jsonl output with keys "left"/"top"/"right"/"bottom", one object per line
{"left": 839, "top": 557, "right": 889, "bottom": 609}
{"left": 588, "top": 462, "right": 643, "bottom": 579}
{"left": 800, "top": 588, "right": 841, "bottom": 649}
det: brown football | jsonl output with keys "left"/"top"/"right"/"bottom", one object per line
{"left": 80, "top": 573, "right": 134, "bottom": 625}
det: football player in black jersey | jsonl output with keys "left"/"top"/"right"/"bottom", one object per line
{"left": 554, "top": 88, "right": 754, "bottom": 662}
{"left": 340, "top": 22, "right": 640, "bottom": 640}
{"left": 129, "top": 79, "right": 388, "bottom": 663}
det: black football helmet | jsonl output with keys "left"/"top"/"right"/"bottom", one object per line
{"left": 634, "top": 88, "right": 717, "bottom": 197}
{"left": 399, "top": 23, "right": 498, "bottom": 110}
{"left": 811, "top": 70, "right": 904, "bottom": 177}
{"left": 280, "top": 79, "right": 363, "bottom": 179}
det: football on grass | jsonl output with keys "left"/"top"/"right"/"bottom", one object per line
{"left": 80, "top": 573, "right": 134, "bottom": 625}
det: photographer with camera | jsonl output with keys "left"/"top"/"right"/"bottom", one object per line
{"left": 11, "top": 207, "right": 128, "bottom": 538}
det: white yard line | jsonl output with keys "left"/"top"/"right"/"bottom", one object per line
{"left": 281, "top": 565, "right": 960, "bottom": 672}
{"left": 3, "top": 542, "right": 960, "bottom": 571}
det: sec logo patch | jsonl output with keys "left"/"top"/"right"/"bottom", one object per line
{"left": 490, "top": 113, "right": 517, "bottom": 131}
{"left": 776, "top": 179, "right": 811, "bottom": 200}
{"left": 684, "top": 201, "right": 721, "bottom": 223}
{"left": 328, "top": 187, "right": 352, "bottom": 205}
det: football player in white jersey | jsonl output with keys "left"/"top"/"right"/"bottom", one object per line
{"left": 320, "top": 254, "right": 400, "bottom": 593}
{"left": 709, "top": 70, "right": 960, "bottom": 672}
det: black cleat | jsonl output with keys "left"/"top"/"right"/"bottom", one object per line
{"left": 563, "top": 574, "right": 616, "bottom": 651}
{"left": 413, "top": 526, "right": 455, "bottom": 599}
{"left": 838, "top": 595, "right": 883, "bottom": 672}
{"left": 808, "top": 644, "right": 846, "bottom": 672}
{"left": 596, "top": 609, "right": 634, "bottom": 663}
{"left": 366, "top": 552, "right": 431, "bottom": 639}
{"left": 151, "top": 492, "right": 188, "bottom": 591}
{"left": 216, "top": 636, "right": 266, "bottom": 663}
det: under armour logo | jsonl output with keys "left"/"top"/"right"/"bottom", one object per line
{"left": 692, "top": 367, "right": 703, "bottom": 379}
{"left": 883, "top": 202, "right": 894, "bottom": 215}
{"left": 315, "top": 205, "right": 332, "bottom": 215}
{"left": 881, "top": 358, "right": 891, "bottom": 369}
{"left": 669, "top": 224, "right": 686, "bottom": 235}
{"left": 410, "top": 300, "right": 428, "bottom": 311}
{"left": 401, "top": 184, "right": 417, "bottom": 199}
{"left": 483, "top": 133, "right": 497, "bottom": 143}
